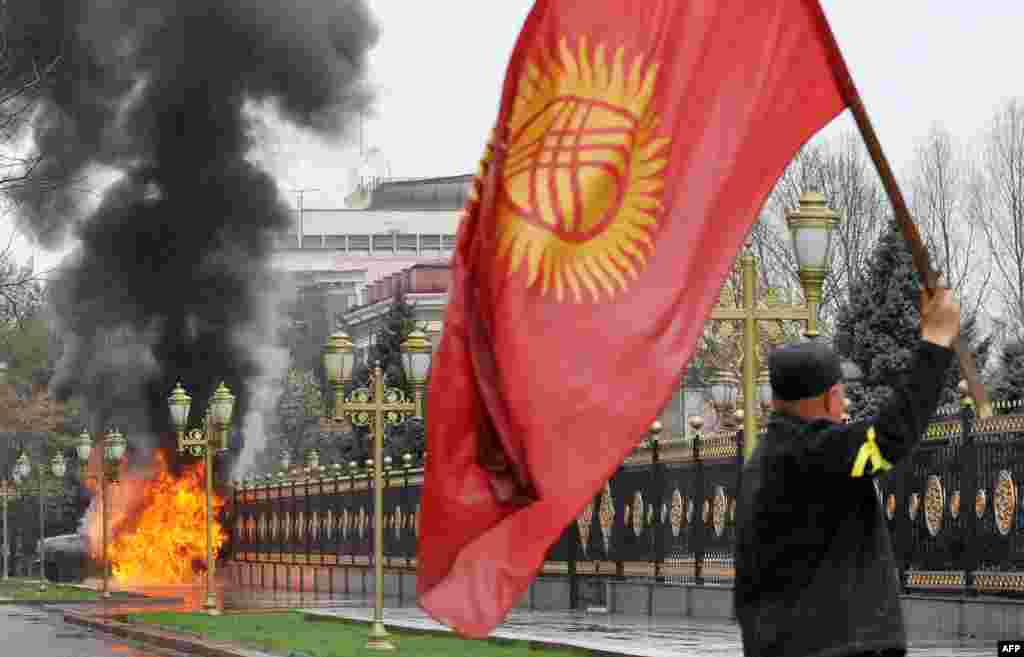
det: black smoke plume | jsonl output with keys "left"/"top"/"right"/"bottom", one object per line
{"left": 6, "top": 1, "right": 378, "bottom": 473}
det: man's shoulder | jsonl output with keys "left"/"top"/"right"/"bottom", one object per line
{"left": 761, "top": 415, "right": 848, "bottom": 470}
{"left": 767, "top": 413, "right": 841, "bottom": 440}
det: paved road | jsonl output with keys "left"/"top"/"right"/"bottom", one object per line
{"left": 16, "top": 584, "right": 1004, "bottom": 657}
{"left": 1, "top": 605, "right": 187, "bottom": 657}
{"left": 302, "top": 600, "right": 1001, "bottom": 657}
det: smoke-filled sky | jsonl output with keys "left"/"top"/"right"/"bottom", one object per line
{"left": 259, "top": 0, "right": 1024, "bottom": 207}
{"left": 2, "top": 1, "right": 1021, "bottom": 453}
{"left": 4, "top": 0, "right": 378, "bottom": 471}
{"left": 9, "top": 0, "right": 1024, "bottom": 275}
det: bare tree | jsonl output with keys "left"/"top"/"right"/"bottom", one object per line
{"left": 753, "top": 132, "right": 889, "bottom": 335}
{"left": 0, "top": 0, "right": 62, "bottom": 325}
{"left": 0, "top": 0, "right": 61, "bottom": 202}
{"left": 972, "top": 99, "right": 1024, "bottom": 341}
{"left": 907, "top": 124, "right": 991, "bottom": 324}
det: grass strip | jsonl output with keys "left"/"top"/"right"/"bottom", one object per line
{"left": 128, "top": 611, "right": 594, "bottom": 657}
{"left": 0, "top": 578, "right": 133, "bottom": 601}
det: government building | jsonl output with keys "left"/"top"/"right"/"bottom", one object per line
{"left": 272, "top": 173, "right": 705, "bottom": 440}
{"left": 271, "top": 174, "right": 466, "bottom": 369}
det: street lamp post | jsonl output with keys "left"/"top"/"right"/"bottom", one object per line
{"left": 75, "top": 429, "right": 127, "bottom": 599}
{"left": 101, "top": 430, "right": 126, "bottom": 598}
{"left": 42, "top": 452, "right": 66, "bottom": 591}
{"left": 0, "top": 477, "right": 15, "bottom": 581}
{"left": 13, "top": 454, "right": 29, "bottom": 577}
{"left": 322, "top": 329, "right": 433, "bottom": 652}
{"left": 705, "top": 192, "right": 839, "bottom": 457}
{"left": 74, "top": 430, "right": 95, "bottom": 590}
{"left": 13, "top": 449, "right": 67, "bottom": 592}
{"left": 167, "top": 381, "right": 236, "bottom": 616}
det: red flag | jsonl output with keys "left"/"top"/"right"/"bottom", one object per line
{"left": 418, "top": 0, "right": 855, "bottom": 637}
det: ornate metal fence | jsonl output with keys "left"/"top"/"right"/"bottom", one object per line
{"left": 233, "top": 463, "right": 421, "bottom": 571}
{"left": 229, "top": 399, "right": 1024, "bottom": 597}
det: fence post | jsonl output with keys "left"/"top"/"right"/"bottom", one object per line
{"left": 734, "top": 427, "right": 745, "bottom": 526}
{"left": 959, "top": 384, "right": 978, "bottom": 594}
{"left": 899, "top": 449, "right": 911, "bottom": 594}
{"left": 231, "top": 483, "right": 238, "bottom": 562}
{"left": 693, "top": 425, "right": 704, "bottom": 586}
{"left": 272, "top": 478, "right": 278, "bottom": 592}
{"left": 402, "top": 456, "right": 411, "bottom": 569}
{"left": 290, "top": 474, "right": 297, "bottom": 593}
{"left": 568, "top": 511, "right": 578, "bottom": 609}
{"left": 350, "top": 466, "right": 357, "bottom": 568}
{"left": 304, "top": 469, "right": 311, "bottom": 594}
{"left": 652, "top": 426, "right": 663, "bottom": 582}
{"left": 319, "top": 469, "right": 325, "bottom": 576}
{"left": 615, "top": 463, "right": 625, "bottom": 582}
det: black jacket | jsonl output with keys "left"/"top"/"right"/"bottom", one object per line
{"left": 734, "top": 341, "right": 955, "bottom": 657}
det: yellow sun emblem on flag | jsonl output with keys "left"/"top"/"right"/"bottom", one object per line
{"left": 496, "top": 37, "right": 670, "bottom": 303}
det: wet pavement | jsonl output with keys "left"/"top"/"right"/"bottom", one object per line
{"left": 298, "top": 598, "right": 999, "bottom": 657}
{"left": 52, "top": 582, "right": 1007, "bottom": 656}
{"left": 68, "top": 582, "right": 216, "bottom": 619}
{"left": 2, "top": 604, "right": 189, "bottom": 657}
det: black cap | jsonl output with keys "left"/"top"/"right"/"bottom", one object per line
{"left": 768, "top": 341, "right": 844, "bottom": 401}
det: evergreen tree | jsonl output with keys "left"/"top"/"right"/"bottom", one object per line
{"left": 991, "top": 340, "right": 1024, "bottom": 407}
{"left": 342, "top": 291, "right": 423, "bottom": 462}
{"left": 368, "top": 290, "right": 419, "bottom": 392}
{"left": 250, "top": 367, "right": 327, "bottom": 477}
{"left": 834, "top": 219, "right": 985, "bottom": 420}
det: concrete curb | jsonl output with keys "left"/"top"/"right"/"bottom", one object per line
{"left": 63, "top": 611, "right": 279, "bottom": 657}
{"left": 0, "top": 594, "right": 180, "bottom": 605}
{"left": 0, "top": 599, "right": 128, "bottom": 606}
{"left": 65, "top": 609, "right": 630, "bottom": 657}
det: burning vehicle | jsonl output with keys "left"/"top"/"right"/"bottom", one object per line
{"left": 39, "top": 533, "right": 90, "bottom": 583}
{"left": 6, "top": 0, "right": 377, "bottom": 587}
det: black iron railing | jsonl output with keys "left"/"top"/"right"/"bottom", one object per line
{"left": 229, "top": 399, "right": 1024, "bottom": 596}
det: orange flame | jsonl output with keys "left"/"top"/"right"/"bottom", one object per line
{"left": 84, "top": 451, "right": 226, "bottom": 585}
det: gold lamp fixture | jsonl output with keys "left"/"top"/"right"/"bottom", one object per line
{"left": 786, "top": 191, "right": 840, "bottom": 339}
{"left": 707, "top": 370, "right": 739, "bottom": 427}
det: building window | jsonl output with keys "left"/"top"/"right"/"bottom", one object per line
{"left": 372, "top": 234, "right": 395, "bottom": 253}
{"left": 349, "top": 235, "right": 370, "bottom": 253}
{"left": 442, "top": 235, "right": 457, "bottom": 251}
{"left": 324, "top": 235, "right": 347, "bottom": 250}
{"left": 397, "top": 233, "right": 418, "bottom": 254}
{"left": 302, "top": 235, "right": 322, "bottom": 249}
{"left": 420, "top": 234, "right": 441, "bottom": 254}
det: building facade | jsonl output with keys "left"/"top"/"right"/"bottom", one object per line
{"left": 273, "top": 172, "right": 707, "bottom": 438}
{"left": 272, "top": 175, "right": 469, "bottom": 368}
{"left": 340, "top": 262, "right": 451, "bottom": 365}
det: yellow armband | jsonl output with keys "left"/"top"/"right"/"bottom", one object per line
{"left": 850, "top": 426, "right": 893, "bottom": 478}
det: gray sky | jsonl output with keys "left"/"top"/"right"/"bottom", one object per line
{"left": 10, "top": 0, "right": 1024, "bottom": 272}
{"left": 259, "top": 1, "right": 1024, "bottom": 205}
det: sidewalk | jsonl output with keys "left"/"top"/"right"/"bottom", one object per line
{"left": 300, "top": 598, "right": 996, "bottom": 657}
{"left": 55, "top": 583, "right": 1001, "bottom": 657}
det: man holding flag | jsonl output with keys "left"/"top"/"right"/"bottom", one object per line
{"left": 735, "top": 290, "right": 958, "bottom": 657}
{"left": 416, "top": 0, "right": 980, "bottom": 648}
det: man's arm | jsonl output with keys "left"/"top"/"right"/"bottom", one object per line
{"left": 797, "top": 340, "right": 955, "bottom": 477}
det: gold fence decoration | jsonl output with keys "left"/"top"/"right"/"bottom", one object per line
{"left": 995, "top": 470, "right": 1016, "bottom": 536}
{"left": 974, "top": 413, "right": 1024, "bottom": 436}
{"left": 925, "top": 420, "right": 961, "bottom": 441}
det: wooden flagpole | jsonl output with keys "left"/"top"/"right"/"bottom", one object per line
{"left": 844, "top": 94, "right": 992, "bottom": 418}
{"left": 808, "top": 0, "right": 992, "bottom": 416}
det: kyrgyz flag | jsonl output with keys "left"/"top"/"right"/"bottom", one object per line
{"left": 419, "top": 0, "right": 856, "bottom": 637}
